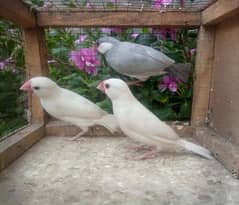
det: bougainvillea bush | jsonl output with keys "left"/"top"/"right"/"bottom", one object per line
{"left": 0, "top": 6, "right": 197, "bottom": 137}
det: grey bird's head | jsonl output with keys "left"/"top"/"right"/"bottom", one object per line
{"left": 20, "top": 76, "right": 59, "bottom": 98}
{"left": 97, "top": 36, "right": 120, "bottom": 54}
{"left": 97, "top": 36, "right": 120, "bottom": 45}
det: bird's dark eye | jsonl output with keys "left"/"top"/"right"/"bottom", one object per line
{"left": 105, "top": 83, "right": 110, "bottom": 89}
{"left": 33, "top": 86, "right": 40, "bottom": 90}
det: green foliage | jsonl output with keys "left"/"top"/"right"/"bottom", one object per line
{"left": 0, "top": 19, "right": 27, "bottom": 138}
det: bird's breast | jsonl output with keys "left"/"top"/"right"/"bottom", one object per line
{"left": 40, "top": 99, "right": 61, "bottom": 118}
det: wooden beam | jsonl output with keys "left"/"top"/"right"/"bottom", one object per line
{"left": 0, "top": 124, "right": 44, "bottom": 171}
{"left": 22, "top": 28, "right": 49, "bottom": 124}
{"left": 37, "top": 10, "right": 201, "bottom": 27}
{"left": 0, "top": 0, "right": 36, "bottom": 28}
{"left": 194, "top": 127, "right": 239, "bottom": 177}
{"left": 191, "top": 26, "right": 215, "bottom": 126}
{"left": 202, "top": 0, "right": 239, "bottom": 25}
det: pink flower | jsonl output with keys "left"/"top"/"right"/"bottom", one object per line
{"left": 131, "top": 33, "right": 139, "bottom": 38}
{"left": 159, "top": 76, "right": 180, "bottom": 92}
{"left": 86, "top": 1, "right": 93, "bottom": 8}
{"left": 70, "top": 47, "right": 100, "bottom": 75}
{"left": 75, "top": 35, "right": 88, "bottom": 44}
{"left": 41, "top": 0, "right": 53, "bottom": 8}
{"left": 0, "top": 61, "right": 5, "bottom": 70}
{"left": 153, "top": 28, "right": 178, "bottom": 41}
{"left": 190, "top": 48, "right": 196, "bottom": 56}
{"left": 100, "top": 28, "right": 111, "bottom": 34}
{"left": 153, "top": 0, "right": 173, "bottom": 8}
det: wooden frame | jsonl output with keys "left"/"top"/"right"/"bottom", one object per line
{"left": 0, "top": 0, "right": 36, "bottom": 28}
{"left": 37, "top": 10, "right": 201, "bottom": 27}
{"left": 202, "top": 0, "right": 239, "bottom": 25}
{"left": 0, "top": 124, "right": 44, "bottom": 171}
{"left": 191, "top": 26, "right": 215, "bottom": 126}
{"left": 22, "top": 27, "right": 49, "bottom": 124}
{"left": 0, "top": 0, "right": 239, "bottom": 175}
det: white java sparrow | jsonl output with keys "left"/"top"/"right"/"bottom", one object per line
{"left": 20, "top": 76, "right": 119, "bottom": 139}
{"left": 97, "top": 36, "right": 191, "bottom": 82}
{"left": 97, "top": 78, "right": 213, "bottom": 160}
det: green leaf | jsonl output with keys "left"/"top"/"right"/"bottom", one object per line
{"left": 135, "top": 33, "right": 157, "bottom": 45}
{"left": 178, "top": 101, "right": 191, "bottom": 119}
{"left": 155, "top": 107, "right": 177, "bottom": 121}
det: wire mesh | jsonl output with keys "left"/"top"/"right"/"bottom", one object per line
{"left": 23, "top": 0, "right": 216, "bottom": 11}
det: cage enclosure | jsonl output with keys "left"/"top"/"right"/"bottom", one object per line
{"left": 0, "top": 0, "right": 239, "bottom": 204}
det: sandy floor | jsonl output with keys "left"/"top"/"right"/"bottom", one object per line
{"left": 0, "top": 135, "right": 239, "bottom": 205}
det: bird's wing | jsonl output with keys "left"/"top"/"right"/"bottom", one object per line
{"left": 44, "top": 88, "right": 107, "bottom": 120}
{"left": 125, "top": 42, "right": 175, "bottom": 68}
{"left": 106, "top": 42, "right": 175, "bottom": 78}
{"left": 118, "top": 99, "right": 179, "bottom": 142}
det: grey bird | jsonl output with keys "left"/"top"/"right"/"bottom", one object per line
{"left": 97, "top": 36, "right": 191, "bottom": 82}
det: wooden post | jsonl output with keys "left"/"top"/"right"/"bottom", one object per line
{"left": 191, "top": 26, "right": 215, "bottom": 126}
{"left": 22, "top": 28, "right": 48, "bottom": 124}
{"left": 202, "top": 0, "right": 239, "bottom": 25}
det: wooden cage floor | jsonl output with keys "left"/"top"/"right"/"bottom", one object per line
{"left": 0, "top": 124, "right": 239, "bottom": 205}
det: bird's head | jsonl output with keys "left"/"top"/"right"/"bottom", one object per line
{"left": 20, "top": 76, "right": 59, "bottom": 98}
{"left": 97, "top": 36, "right": 119, "bottom": 54}
{"left": 97, "top": 78, "right": 132, "bottom": 101}
{"left": 97, "top": 36, "right": 120, "bottom": 45}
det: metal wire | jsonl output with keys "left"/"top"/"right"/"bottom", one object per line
{"left": 22, "top": 0, "right": 217, "bottom": 11}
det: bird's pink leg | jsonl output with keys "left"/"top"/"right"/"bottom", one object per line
{"left": 126, "top": 146, "right": 159, "bottom": 160}
{"left": 126, "top": 144, "right": 155, "bottom": 152}
{"left": 66, "top": 127, "right": 89, "bottom": 141}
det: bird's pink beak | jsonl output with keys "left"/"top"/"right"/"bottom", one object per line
{"left": 20, "top": 80, "right": 32, "bottom": 91}
{"left": 97, "top": 81, "right": 105, "bottom": 93}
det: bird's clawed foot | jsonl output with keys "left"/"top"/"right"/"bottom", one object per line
{"left": 126, "top": 146, "right": 159, "bottom": 160}
{"left": 65, "top": 128, "right": 89, "bottom": 141}
{"left": 126, "top": 150, "right": 159, "bottom": 160}
{"left": 126, "top": 144, "right": 155, "bottom": 152}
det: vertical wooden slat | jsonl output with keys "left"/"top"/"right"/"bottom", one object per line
{"left": 22, "top": 28, "right": 48, "bottom": 124}
{"left": 191, "top": 26, "right": 215, "bottom": 126}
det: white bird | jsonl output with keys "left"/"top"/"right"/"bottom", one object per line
{"left": 97, "top": 78, "right": 213, "bottom": 160}
{"left": 20, "top": 76, "right": 119, "bottom": 140}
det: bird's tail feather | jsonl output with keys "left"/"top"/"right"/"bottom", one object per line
{"left": 97, "top": 114, "right": 119, "bottom": 133}
{"left": 179, "top": 139, "right": 213, "bottom": 160}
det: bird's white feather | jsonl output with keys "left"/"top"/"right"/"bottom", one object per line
{"left": 104, "top": 78, "right": 213, "bottom": 159}
{"left": 40, "top": 88, "right": 106, "bottom": 120}
{"left": 28, "top": 77, "right": 119, "bottom": 133}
